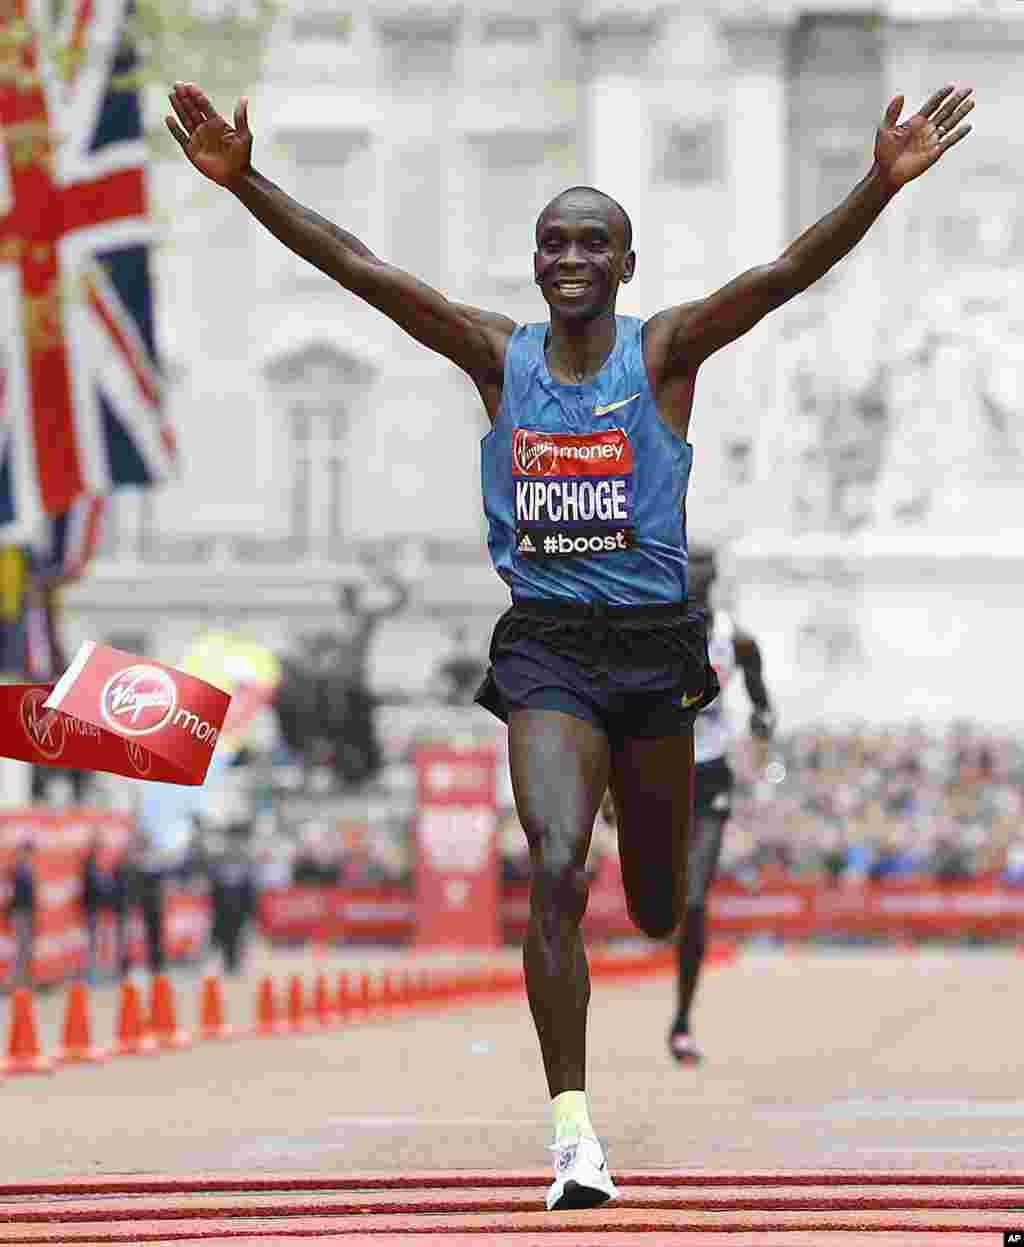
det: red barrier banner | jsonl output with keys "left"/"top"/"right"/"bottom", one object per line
{"left": 414, "top": 745, "right": 499, "bottom": 949}
{"left": 258, "top": 887, "right": 414, "bottom": 945}
{"left": 0, "top": 809, "right": 130, "bottom": 985}
{"left": 708, "top": 880, "right": 1024, "bottom": 939}
{"left": 257, "top": 878, "right": 1024, "bottom": 946}
{"left": 162, "top": 891, "right": 212, "bottom": 962}
{"left": 24, "top": 642, "right": 232, "bottom": 784}
{"left": 0, "top": 809, "right": 211, "bottom": 986}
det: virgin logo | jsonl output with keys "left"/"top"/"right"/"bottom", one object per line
{"left": 512, "top": 429, "right": 555, "bottom": 476}
{"left": 100, "top": 665, "right": 177, "bottom": 736}
{"left": 512, "top": 428, "right": 628, "bottom": 476}
{"left": 20, "top": 689, "right": 65, "bottom": 761}
{"left": 125, "top": 739, "right": 152, "bottom": 777}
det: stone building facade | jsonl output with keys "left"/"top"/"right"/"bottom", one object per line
{"left": 66, "top": 0, "right": 1024, "bottom": 725}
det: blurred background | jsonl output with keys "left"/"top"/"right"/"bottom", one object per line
{"left": 2, "top": 0, "right": 1024, "bottom": 989}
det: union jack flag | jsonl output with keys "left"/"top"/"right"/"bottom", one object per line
{"left": 30, "top": 491, "right": 106, "bottom": 581}
{"left": 0, "top": 0, "right": 175, "bottom": 545}
{"left": 0, "top": 492, "right": 105, "bottom": 678}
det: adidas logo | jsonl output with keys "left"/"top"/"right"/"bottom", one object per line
{"left": 518, "top": 534, "right": 536, "bottom": 553}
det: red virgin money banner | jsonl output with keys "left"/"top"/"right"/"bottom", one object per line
{"left": 0, "top": 643, "right": 231, "bottom": 785}
{"left": 414, "top": 745, "right": 500, "bottom": 949}
{"left": 0, "top": 809, "right": 211, "bottom": 986}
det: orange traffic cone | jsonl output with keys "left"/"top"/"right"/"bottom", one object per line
{"left": 148, "top": 974, "right": 192, "bottom": 1050}
{"left": 425, "top": 968, "right": 447, "bottom": 1007}
{"left": 420, "top": 968, "right": 438, "bottom": 1008}
{"left": 335, "top": 971, "right": 352, "bottom": 1023}
{"left": 253, "top": 975, "right": 285, "bottom": 1036}
{"left": 405, "top": 968, "right": 425, "bottom": 1009}
{"left": 286, "top": 974, "right": 307, "bottom": 1033}
{"left": 3, "top": 988, "right": 53, "bottom": 1075}
{"left": 369, "top": 971, "right": 390, "bottom": 1016}
{"left": 57, "top": 981, "right": 108, "bottom": 1065}
{"left": 353, "top": 971, "right": 371, "bottom": 1019}
{"left": 432, "top": 969, "right": 452, "bottom": 1006}
{"left": 313, "top": 972, "right": 333, "bottom": 1028}
{"left": 115, "top": 980, "right": 158, "bottom": 1056}
{"left": 422, "top": 967, "right": 441, "bottom": 1004}
{"left": 384, "top": 970, "right": 403, "bottom": 1012}
{"left": 397, "top": 970, "right": 414, "bottom": 1011}
{"left": 486, "top": 966, "right": 512, "bottom": 998}
{"left": 707, "top": 940, "right": 738, "bottom": 966}
{"left": 198, "top": 975, "right": 233, "bottom": 1041}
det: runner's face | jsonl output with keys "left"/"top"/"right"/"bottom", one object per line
{"left": 534, "top": 197, "right": 634, "bottom": 322}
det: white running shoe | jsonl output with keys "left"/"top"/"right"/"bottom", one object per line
{"left": 669, "top": 1030, "right": 703, "bottom": 1065}
{"left": 545, "top": 1134, "right": 619, "bottom": 1212}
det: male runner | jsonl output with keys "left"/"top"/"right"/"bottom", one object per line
{"left": 667, "top": 544, "right": 776, "bottom": 1065}
{"left": 167, "top": 80, "right": 973, "bottom": 1211}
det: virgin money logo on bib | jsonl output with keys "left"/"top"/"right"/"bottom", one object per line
{"left": 512, "top": 428, "right": 634, "bottom": 478}
{"left": 101, "top": 665, "right": 178, "bottom": 736}
{"left": 20, "top": 689, "right": 65, "bottom": 761}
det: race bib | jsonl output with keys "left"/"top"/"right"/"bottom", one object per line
{"left": 0, "top": 643, "right": 231, "bottom": 785}
{"left": 512, "top": 427, "right": 635, "bottom": 558}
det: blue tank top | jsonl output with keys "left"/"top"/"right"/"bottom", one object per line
{"left": 481, "top": 316, "right": 693, "bottom": 606}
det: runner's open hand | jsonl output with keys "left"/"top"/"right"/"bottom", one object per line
{"left": 874, "top": 85, "right": 974, "bottom": 192}
{"left": 166, "top": 83, "right": 252, "bottom": 189}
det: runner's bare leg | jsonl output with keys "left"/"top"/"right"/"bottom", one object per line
{"left": 508, "top": 709, "right": 609, "bottom": 1094}
{"left": 608, "top": 730, "right": 694, "bottom": 939}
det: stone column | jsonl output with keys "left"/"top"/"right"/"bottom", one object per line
{"left": 577, "top": 5, "right": 661, "bottom": 316}
{"left": 717, "top": 12, "right": 793, "bottom": 532}
{"left": 451, "top": 7, "right": 580, "bottom": 319}
{"left": 721, "top": 14, "right": 790, "bottom": 275}
{"left": 352, "top": 3, "right": 488, "bottom": 551}
{"left": 372, "top": 2, "right": 460, "bottom": 287}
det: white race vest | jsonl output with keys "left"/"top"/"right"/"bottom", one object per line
{"left": 694, "top": 610, "right": 737, "bottom": 765}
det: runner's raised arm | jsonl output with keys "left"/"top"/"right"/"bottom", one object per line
{"left": 166, "top": 83, "right": 513, "bottom": 419}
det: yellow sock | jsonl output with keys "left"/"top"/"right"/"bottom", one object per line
{"left": 551, "top": 1090, "right": 597, "bottom": 1143}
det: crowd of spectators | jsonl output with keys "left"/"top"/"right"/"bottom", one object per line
{"left": 719, "top": 722, "right": 1024, "bottom": 887}
{"left": 14, "top": 717, "right": 1021, "bottom": 966}
{"left": 269, "top": 720, "right": 1024, "bottom": 891}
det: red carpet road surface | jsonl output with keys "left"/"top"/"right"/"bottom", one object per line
{"left": 1, "top": 947, "right": 1022, "bottom": 1242}
{"left": 0, "top": 1171, "right": 1020, "bottom": 1243}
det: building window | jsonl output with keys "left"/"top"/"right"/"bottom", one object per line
{"left": 289, "top": 398, "right": 349, "bottom": 560}
{"left": 469, "top": 129, "right": 569, "bottom": 286}
{"left": 265, "top": 337, "right": 376, "bottom": 561}
{"left": 482, "top": 17, "right": 540, "bottom": 42}
{"left": 652, "top": 121, "right": 721, "bottom": 187}
{"left": 291, "top": 9, "right": 353, "bottom": 41}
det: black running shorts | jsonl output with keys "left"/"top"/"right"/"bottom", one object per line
{"left": 475, "top": 597, "right": 720, "bottom": 747}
